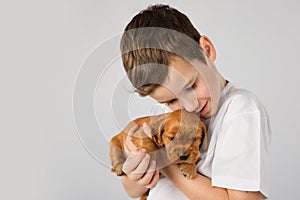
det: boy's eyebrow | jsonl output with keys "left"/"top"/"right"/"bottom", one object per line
{"left": 158, "top": 77, "right": 196, "bottom": 104}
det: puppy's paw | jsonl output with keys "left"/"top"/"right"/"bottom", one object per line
{"left": 179, "top": 164, "right": 196, "bottom": 179}
{"left": 111, "top": 168, "right": 124, "bottom": 176}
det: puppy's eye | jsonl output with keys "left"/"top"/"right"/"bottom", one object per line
{"left": 191, "top": 137, "right": 197, "bottom": 142}
{"left": 170, "top": 137, "right": 175, "bottom": 141}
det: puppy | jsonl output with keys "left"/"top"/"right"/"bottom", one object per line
{"left": 109, "top": 109, "right": 207, "bottom": 200}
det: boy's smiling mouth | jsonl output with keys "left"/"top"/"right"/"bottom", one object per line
{"left": 198, "top": 101, "right": 208, "bottom": 116}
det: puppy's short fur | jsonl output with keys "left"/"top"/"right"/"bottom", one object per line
{"left": 109, "top": 109, "right": 207, "bottom": 200}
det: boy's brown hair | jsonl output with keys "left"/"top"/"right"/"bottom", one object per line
{"left": 120, "top": 4, "right": 206, "bottom": 96}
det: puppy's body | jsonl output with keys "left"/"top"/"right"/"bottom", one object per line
{"left": 109, "top": 109, "right": 206, "bottom": 200}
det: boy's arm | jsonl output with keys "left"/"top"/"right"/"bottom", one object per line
{"left": 161, "top": 164, "right": 263, "bottom": 200}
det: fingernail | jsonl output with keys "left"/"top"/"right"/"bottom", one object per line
{"left": 140, "top": 148, "right": 146, "bottom": 153}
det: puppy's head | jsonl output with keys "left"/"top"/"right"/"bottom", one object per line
{"left": 151, "top": 109, "right": 206, "bottom": 164}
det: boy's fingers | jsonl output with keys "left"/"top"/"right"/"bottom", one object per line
{"left": 137, "top": 160, "right": 156, "bottom": 187}
{"left": 125, "top": 137, "right": 138, "bottom": 153}
{"left": 145, "top": 170, "right": 160, "bottom": 189}
{"left": 122, "top": 152, "right": 146, "bottom": 174}
{"left": 143, "top": 122, "right": 152, "bottom": 138}
{"left": 125, "top": 125, "right": 139, "bottom": 153}
{"left": 124, "top": 154, "right": 151, "bottom": 181}
{"left": 128, "top": 124, "right": 139, "bottom": 136}
{"left": 131, "top": 153, "right": 151, "bottom": 174}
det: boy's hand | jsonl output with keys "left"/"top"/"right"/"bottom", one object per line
{"left": 122, "top": 124, "right": 160, "bottom": 189}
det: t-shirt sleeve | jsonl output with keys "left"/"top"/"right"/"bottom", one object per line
{"left": 211, "top": 106, "right": 271, "bottom": 198}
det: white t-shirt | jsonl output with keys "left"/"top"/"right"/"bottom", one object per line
{"left": 147, "top": 81, "right": 272, "bottom": 200}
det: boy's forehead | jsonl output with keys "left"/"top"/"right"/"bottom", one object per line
{"left": 166, "top": 57, "right": 202, "bottom": 85}
{"left": 168, "top": 56, "right": 205, "bottom": 76}
{"left": 149, "top": 61, "right": 199, "bottom": 102}
{"left": 149, "top": 83, "right": 177, "bottom": 103}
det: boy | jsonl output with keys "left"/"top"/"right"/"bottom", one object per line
{"left": 119, "top": 4, "right": 271, "bottom": 200}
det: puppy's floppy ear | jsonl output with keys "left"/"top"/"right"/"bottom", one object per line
{"left": 199, "top": 121, "right": 208, "bottom": 152}
{"left": 150, "top": 114, "right": 166, "bottom": 148}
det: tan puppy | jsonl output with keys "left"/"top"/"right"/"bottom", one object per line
{"left": 109, "top": 109, "right": 207, "bottom": 200}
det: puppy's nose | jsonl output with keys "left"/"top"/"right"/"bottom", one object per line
{"left": 179, "top": 154, "right": 189, "bottom": 161}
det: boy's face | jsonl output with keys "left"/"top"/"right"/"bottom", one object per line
{"left": 149, "top": 56, "right": 225, "bottom": 119}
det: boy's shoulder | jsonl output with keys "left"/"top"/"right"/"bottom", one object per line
{"left": 222, "top": 83, "right": 266, "bottom": 118}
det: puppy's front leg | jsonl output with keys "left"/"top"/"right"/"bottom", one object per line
{"left": 178, "top": 163, "right": 196, "bottom": 179}
{"left": 110, "top": 139, "right": 126, "bottom": 176}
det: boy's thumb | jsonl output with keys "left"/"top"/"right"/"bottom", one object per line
{"left": 143, "top": 122, "right": 152, "bottom": 138}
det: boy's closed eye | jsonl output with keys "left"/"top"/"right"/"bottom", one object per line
{"left": 164, "top": 82, "right": 197, "bottom": 106}
{"left": 165, "top": 99, "right": 177, "bottom": 106}
{"left": 185, "top": 82, "right": 197, "bottom": 92}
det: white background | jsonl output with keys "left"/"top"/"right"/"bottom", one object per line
{"left": 1, "top": 0, "right": 299, "bottom": 199}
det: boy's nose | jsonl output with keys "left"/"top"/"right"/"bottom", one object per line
{"left": 180, "top": 97, "right": 198, "bottom": 112}
{"left": 183, "top": 103, "right": 196, "bottom": 112}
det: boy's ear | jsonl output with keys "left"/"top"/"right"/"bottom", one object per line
{"left": 199, "top": 35, "right": 217, "bottom": 62}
